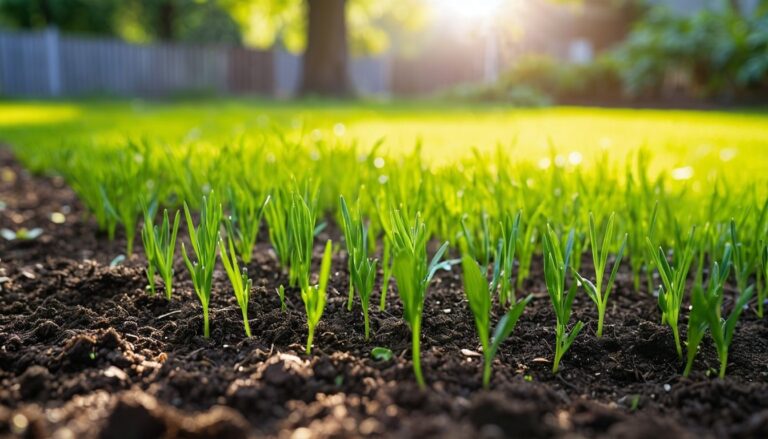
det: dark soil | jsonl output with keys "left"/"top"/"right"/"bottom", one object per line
{"left": 1, "top": 147, "right": 767, "bottom": 439}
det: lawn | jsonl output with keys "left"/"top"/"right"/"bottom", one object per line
{"left": 2, "top": 99, "right": 767, "bottom": 176}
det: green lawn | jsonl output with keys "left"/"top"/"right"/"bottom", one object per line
{"left": 2, "top": 99, "right": 767, "bottom": 177}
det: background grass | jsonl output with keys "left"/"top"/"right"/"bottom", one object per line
{"left": 1, "top": 99, "right": 767, "bottom": 178}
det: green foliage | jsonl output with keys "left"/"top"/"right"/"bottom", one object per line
{"left": 762, "top": 242, "right": 768, "bottom": 314}
{"left": 688, "top": 244, "right": 753, "bottom": 378}
{"left": 265, "top": 186, "right": 291, "bottom": 270}
{"left": 226, "top": 185, "right": 269, "bottom": 264}
{"left": 461, "top": 211, "right": 492, "bottom": 268}
{"left": 276, "top": 284, "right": 287, "bottom": 313}
{"left": 542, "top": 225, "right": 584, "bottom": 374}
{"left": 730, "top": 202, "right": 768, "bottom": 316}
{"left": 340, "top": 196, "right": 378, "bottom": 340}
{"left": 302, "top": 240, "right": 333, "bottom": 355}
{"left": 497, "top": 211, "right": 521, "bottom": 306}
{"left": 389, "top": 209, "right": 452, "bottom": 388}
{"left": 379, "top": 236, "right": 393, "bottom": 311}
{"left": 613, "top": 6, "right": 768, "bottom": 98}
{"left": 219, "top": 228, "right": 253, "bottom": 338}
{"left": 265, "top": 184, "right": 321, "bottom": 290}
{"left": 450, "top": 55, "right": 622, "bottom": 105}
{"left": 62, "top": 141, "right": 154, "bottom": 255}
{"left": 646, "top": 227, "right": 696, "bottom": 359}
{"left": 685, "top": 244, "right": 732, "bottom": 376}
{"left": 288, "top": 188, "right": 319, "bottom": 289}
{"left": 371, "top": 346, "right": 393, "bottom": 361}
{"left": 516, "top": 207, "right": 543, "bottom": 292}
{"left": 140, "top": 205, "right": 180, "bottom": 299}
{"left": 461, "top": 240, "right": 531, "bottom": 388}
{"left": 181, "top": 192, "right": 222, "bottom": 339}
{"left": 572, "top": 213, "right": 627, "bottom": 338}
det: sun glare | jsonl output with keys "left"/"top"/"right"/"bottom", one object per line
{"left": 436, "top": 0, "right": 504, "bottom": 20}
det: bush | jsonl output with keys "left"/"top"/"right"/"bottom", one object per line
{"left": 446, "top": 55, "right": 622, "bottom": 105}
{"left": 612, "top": 5, "right": 768, "bottom": 99}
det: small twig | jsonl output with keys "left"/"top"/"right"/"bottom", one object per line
{"left": 157, "top": 309, "right": 183, "bottom": 320}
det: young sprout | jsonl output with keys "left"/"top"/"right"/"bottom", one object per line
{"left": 497, "top": 211, "right": 521, "bottom": 306}
{"left": 276, "top": 285, "right": 287, "bottom": 313}
{"left": 340, "top": 196, "right": 378, "bottom": 340}
{"left": 265, "top": 187, "right": 291, "bottom": 269}
{"left": 288, "top": 191, "right": 318, "bottom": 289}
{"left": 516, "top": 207, "right": 543, "bottom": 291}
{"left": 140, "top": 205, "right": 180, "bottom": 299}
{"left": 730, "top": 219, "right": 750, "bottom": 298}
{"left": 461, "top": 240, "right": 532, "bottom": 388}
{"left": 684, "top": 245, "right": 732, "bottom": 376}
{"left": 219, "top": 227, "right": 253, "bottom": 337}
{"left": 461, "top": 211, "right": 492, "bottom": 268}
{"left": 542, "top": 225, "right": 584, "bottom": 374}
{"left": 227, "top": 187, "right": 269, "bottom": 264}
{"left": 646, "top": 227, "right": 696, "bottom": 359}
{"left": 730, "top": 217, "right": 765, "bottom": 315}
{"left": 572, "top": 213, "right": 627, "bottom": 337}
{"left": 691, "top": 244, "right": 754, "bottom": 378}
{"left": 181, "top": 193, "right": 222, "bottom": 339}
{"left": 762, "top": 242, "right": 768, "bottom": 314}
{"left": 302, "top": 240, "right": 333, "bottom": 355}
{"left": 390, "top": 209, "right": 451, "bottom": 388}
{"left": 379, "top": 236, "right": 393, "bottom": 311}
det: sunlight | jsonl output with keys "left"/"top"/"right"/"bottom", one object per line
{"left": 435, "top": 0, "right": 504, "bottom": 20}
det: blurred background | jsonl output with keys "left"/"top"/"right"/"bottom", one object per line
{"left": 0, "top": 0, "right": 766, "bottom": 106}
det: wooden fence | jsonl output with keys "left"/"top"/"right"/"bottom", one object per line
{"left": 0, "top": 28, "right": 391, "bottom": 98}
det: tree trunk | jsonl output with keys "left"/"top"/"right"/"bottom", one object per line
{"left": 299, "top": 0, "right": 353, "bottom": 97}
{"left": 157, "top": 0, "right": 176, "bottom": 41}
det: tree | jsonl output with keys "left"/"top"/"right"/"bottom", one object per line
{"left": 225, "top": 0, "right": 424, "bottom": 97}
{"left": 300, "top": 0, "right": 351, "bottom": 96}
{"left": 0, "top": 0, "right": 120, "bottom": 35}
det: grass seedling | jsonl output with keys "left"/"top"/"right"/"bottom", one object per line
{"left": 390, "top": 209, "right": 452, "bottom": 388}
{"left": 497, "top": 211, "right": 521, "bottom": 306}
{"left": 516, "top": 207, "right": 543, "bottom": 291}
{"left": 288, "top": 191, "right": 318, "bottom": 289}
{"left": 461, "top": 240, "right": 531, "bottom": 388}
{"left": 276, "top": 285, "right": 287, "bottom": 312}
{"left": 340, "top": 196, "right": 378, "bottom": 340}
{"left": 140, "top": 205, "right": 180, "bottom": 299}
{"left": 542, "top": 225, "right": 584, "bottom": 374}
{"left": 730, "top": 217, "right": 764, "bottom": 315}
{"left": 692, "top": 246, "right": 754, "bottom": 378}
{"left": 730, "top": 219, "right": 750, "bottom": 298}
{"left": 227, "top": 187, "right": 269, "bottom": 264}
{"left": 646, "top": 226, "right": 696, "bottom": 359}
{"left": 684, "top": 245, "right": 732, "bottom": 376}
{"left": 461, "top": 211, "right": 492, "bottom": 268}
{"left": 572, "top": 213, "right": 627, "bottom": 337}
{"left": 762, "top": 242, "right": 768, "bottom": 315}
{"left": 379, "top": 236, "right": 393, "bottom": 311}
{"left": 265, "top": 187, "right": 291, "bottom": 269}
{"left": 302, "top": 240, "right": 333, "bottom": 355}
{"left": 181, "top": 193, "right": 222, "bottom": 339}
{"left": 219, "top": 229, "right": 253, "bottom": 337}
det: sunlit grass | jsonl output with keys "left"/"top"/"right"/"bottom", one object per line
{"left": 1, "top": 99, "right": 766, "bottom": 178}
